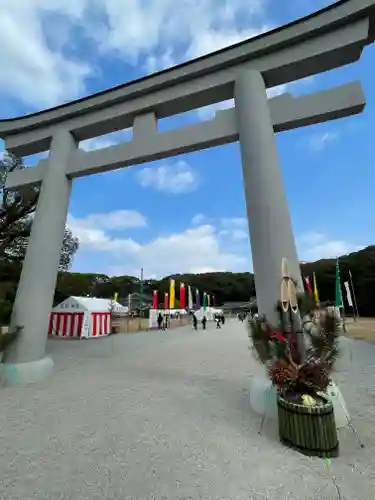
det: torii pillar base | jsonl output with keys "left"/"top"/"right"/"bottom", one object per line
{"left": 0, "top": 357, "right": 54, "bottom": 387}
{"left": 249, "top": 369, "right": 278, "bottom": 420}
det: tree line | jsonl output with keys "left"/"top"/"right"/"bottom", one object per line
{"left": 2, "top": 245, "right": 375, "bottom": 323}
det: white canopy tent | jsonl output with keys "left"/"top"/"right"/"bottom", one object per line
{"left": 48, "top": 296, "right": 128, "bottom": 339}
{"left": 148, "top": 308, "right": 188, "bottom": 328}
{"left": 193, "top": 307, "right": 223, "bottom": 321}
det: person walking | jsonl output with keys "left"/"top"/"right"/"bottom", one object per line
{"left": 202, "top": 316, "right": 207, "bottom": 330}
{"left": 157, "top": 312, "right": 163, "bottom": 330}
{"left": 192, "top": 314, "right": 198, "bottom": 331}
{"left": 163, "top": 314, "right": 168, "bottom": 330}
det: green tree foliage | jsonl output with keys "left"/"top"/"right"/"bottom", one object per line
{"left": 301, "top": 245, "right": 375, "bottom": 316}
{"left": 0, "top": 152, "right": 79, "bottom": 270}
{"left": 49, "top": 246, "right": 375, "bottom": 316}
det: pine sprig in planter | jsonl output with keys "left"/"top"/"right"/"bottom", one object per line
{"left": 248, "top": 301, "right": 340, "bottom": 400}
{"left": 247, "top": 266, "right": 341, "bottom": 456}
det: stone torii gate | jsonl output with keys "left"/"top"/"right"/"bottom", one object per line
{"left": 0, "top": 0, "right": 374, "bottom": 385}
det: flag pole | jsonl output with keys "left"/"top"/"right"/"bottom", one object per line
{"left": 349, "top": 269, "right": 360, "bottom": 320}
{"left": 139, "top": 268, "right": 144, "bottom": 309}
{"left": 344, "top": 280, "right": 356, "bottom": 322}
{"left": 138, "top": 268, "right": 144, "bottom": 330}
{"left": 335, "top": 259, "right": 346, "bottom": 333}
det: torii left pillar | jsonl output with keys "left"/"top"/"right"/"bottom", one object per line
{"left": 0, "top": 130, "right": 76, "bottom": 386}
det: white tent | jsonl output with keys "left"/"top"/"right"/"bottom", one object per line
{"left": 193, "top": 307, "right": 223, "bottom": 321}
{"left": 148, "top": 308, "right": 188, "bottom": 328}
{"left": 48, "top": 296, "right": 127, "bottom": 339}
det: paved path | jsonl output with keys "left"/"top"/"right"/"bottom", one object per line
{"left": 0, "top": 320, "right": 375, "bottom": 499}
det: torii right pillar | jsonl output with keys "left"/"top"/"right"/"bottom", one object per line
{"left": 235, "top": 69, "right": 303, "bottom": 323}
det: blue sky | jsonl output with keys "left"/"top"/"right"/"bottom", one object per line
{"left": 1, "top": 0, "right": 374, "bottom": 279}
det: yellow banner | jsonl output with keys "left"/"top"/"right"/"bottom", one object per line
{"left": 313, "top": 273, "right": 319, "bottom": 305}
{"left": 169, "top": 279, "right": 175, "bottom": 309}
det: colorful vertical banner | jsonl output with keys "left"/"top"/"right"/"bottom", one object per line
{"left": 344, "top": 281, "right": 353, "bottom": 307}
{"left": 188, "top": 285, "right": 193, "bottom": 310}
{"left": 169, "top": 279, "right": 175, "bottom": 309}
{"left": 114, "top": 292, "right": 118, "bottom": 302}
{"left": 153, "top": 290, "right": 158, "bottom": 309}
{"left": 195, "top": 289, "right": 200, "bottom": 309}
{"left": 313, "top": 273, "right": 319, "bottom": 306}
{"left": 164, "top": 292, "right": 169, "bottom": 310}
{"left": 304, "top": 276, "right": 313, "bottom": 296}
{"left": 180, "top": 282, "right": 185, "bottom": 309}
{"left": 335, "top": 259, "right": 344, "bottom": 308}
{"left": 128, "top": 293, "right": 132, "bottom": 312}
{"left": 203, "top": 292, "right": 207, "bottom": 312}
{"left": 207, "top": 294, "right": 211, "bottom": 307}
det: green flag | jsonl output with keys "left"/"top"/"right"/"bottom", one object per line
{"left": 335, "top": 260, "right": 343, "bottom": 308}
{"left": 203, "top": 292, "right": 207, "bottom": 312}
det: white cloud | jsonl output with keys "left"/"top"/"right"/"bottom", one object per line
{"left": 186, "top": 24, "right": 270, "bottom": 62}
{"left": 307, "top": 131, "right": 339, "bottom": 152}
{"left": 0, "top": 0, "right": 92, "bottom": 108}
{"left": 97, "top": 0, "right": 268, "bottom": 68}
{"left": 218, "top": 217, "right": 248, "bottom": 242}
{"left": 79, "top": 130, "right": 132, "bottom": 151}
{"left": 69, "top": 211, "right": 248, "bottom": 277}
{"left": 136, "top": 160, "right": 199, "bottom": 194}
{"left": 220, "top": 217, "right": 247, "bottom": 229}
{"left": 1, "top": 0, "right": 318, "bottom": 119}
{"left": 1, "top": 0, "right": 269, "bottom": 110}
{"left": 68, "top": 210, "right": 147, "bottom": 233}
{"left": 145, "top": 50, "right": 175, "bottom": 75}
{"left": 297, "top": 232, "right": 362, "bottom": 261}
{"left": 191, "top": 214, "right": 207, "bottom": 226}
{"left": 68, "top": 209, "right": 365, "bottom": 278}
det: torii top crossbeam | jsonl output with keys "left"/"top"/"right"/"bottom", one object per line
{"left": 1, "top": 0, "right": 374, "bottom": 159}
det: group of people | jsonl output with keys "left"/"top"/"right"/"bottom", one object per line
{"left": 157, "top": 312, "right": 170, "bottom": 330}
{"left": 237, "top": 312, "right": 249, "bottom": 322}
{"left": 191, "top": 312, "right": 225, "bottom": 330}
{"left": 157, "top": 310, "right": 226, "bottom": 331}
{"left": 214, "top": 313, "right": 225, "bottom": 329}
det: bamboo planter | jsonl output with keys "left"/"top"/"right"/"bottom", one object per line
{"left": 277, "top": 394, "right": 339, "bottom": 457}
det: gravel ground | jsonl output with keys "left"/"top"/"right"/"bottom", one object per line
{"left": 0, "top": 319, "right": 374, "bottom": 500}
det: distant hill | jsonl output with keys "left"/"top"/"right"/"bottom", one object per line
{"left": 55, "top": 245, "right": 375, "bottom": 316}
{"left": 1, "top": 245, "right": 375, "bottom": 321}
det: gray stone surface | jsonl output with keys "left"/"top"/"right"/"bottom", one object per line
{"left": 0, "top": 319, "right": 374, "bottom": 500}
{"left": 235, "top": 70, "right": 303, "bottom": 323}
{"left": 3, "top": 130, "right": 76, "bottom": 366}
{"left": 0, "top": 356, "right": 54, "bottom": 386}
